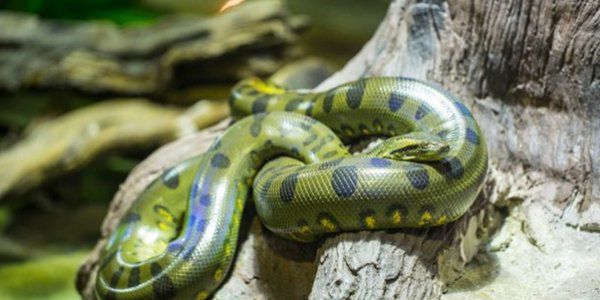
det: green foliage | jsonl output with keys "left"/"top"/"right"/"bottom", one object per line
{"left": 0, "top": 251, "right": 88, "bottom": 300}
{"left": 0, "top": 206, "right": 11, "bottom": 233}
{"left": 1, "top": 0, "right": 161, "bottom": 25}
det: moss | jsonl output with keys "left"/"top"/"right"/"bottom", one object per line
{"left": 1, "top": 0, "right": 161, "bottom": 25}
{"left": 0, "top": 251, "right": 88, "bottom": 300}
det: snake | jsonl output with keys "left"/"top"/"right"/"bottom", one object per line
{"left": 95, "top": 77, "right": 488, "bottom": 299}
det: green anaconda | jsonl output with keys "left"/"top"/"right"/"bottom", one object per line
{"left": 96, "top": 77, "right": 488, "bottom": 299}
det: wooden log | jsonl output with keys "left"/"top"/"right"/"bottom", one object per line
{"left": 0, "top": 99, "right": 228, "bottom": 199}
{"left": 0, "top": 0, "right": 307, "bottom": 95}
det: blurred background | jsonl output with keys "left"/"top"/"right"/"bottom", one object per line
{"left": 0, "top": 0, "right": 388, "bottom": 299}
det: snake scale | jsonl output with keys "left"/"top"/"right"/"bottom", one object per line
{"left": 96, "top": 77, "right": 488, "bottom": 299}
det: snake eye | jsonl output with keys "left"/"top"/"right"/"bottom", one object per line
{"left": 373, "top": 137, "right": 449, "bottom": 162}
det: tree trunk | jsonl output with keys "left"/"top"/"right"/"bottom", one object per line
{"left": 77, "top": 0, "right": 600, "bottom": 299}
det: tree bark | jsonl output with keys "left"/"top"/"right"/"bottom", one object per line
{"left": 78, "top": 0, "right": 600, "bottom": 299}
{"left": 312, "top": 0, "right": 599, "bottom": 299}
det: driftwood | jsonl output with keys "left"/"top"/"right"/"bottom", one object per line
{"left": 0, "top": 99, "right": 228, "bottom": 199}
{"left": 0, "top": 56, "right": 332, "bottom": 200}
{"left": 0, "top": 0, "right": 307, "bottom": 95}
{"left": 78, "top": 0, "right": 600, "bottom": 299}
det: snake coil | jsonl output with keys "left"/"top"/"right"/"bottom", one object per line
{"left": 96, "top": 77, "right": 488, "bottom": 299}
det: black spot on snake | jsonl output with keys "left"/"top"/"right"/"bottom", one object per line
{"left": 280, "top": 173, "right": 299, "bottom": 203}
{"left": 372, "top": 119, "right": 383, "bottom": 132}
{"left": 466, "top": 128, "right": 479, "bottom": 144}
{"left": 162, "top": 168, "right": 180, "bottom": 189}
{"left": 290, "top": 147, "right": 300, "bottom": 156}
{"left": 311, "top": 137, "right": 329, "bottom": 153}
{"left": 300, "top": 122, "right": 314, "bottom": 131}
{"left": 406, "top": 166, "right": 430, "bottom": 190}
{"left": 437, "top": 129, "right": 448, "bottom": 139}
{"left": 415, "top": 104, "right": 430, "bottom": 120}
{"left": 200, "top": 194, "right": 211, "bottom": 206}
{"left": 110, "top": 266, "right": 124, "bottom": 286}
{"left": 211, "top": 153, "right": 231, "bottom": 169}
{"left": 436, "top": 157, "right": 464, "bottom": 179}
{"left": 331, "top": 165, "right": 359, "bottom": 198}
{"left": 263, "top": 140, "right": 274, "bottom": 148}
{"left": 303, "top": 133, "right": 318, "bottom": 146}
{"left": 297, "top": 219, "right": 309, "bottom": 229}
{"left": 346, "top": 80, "right": 366, "bottom": 109}
{"left": 249, "top": 114, "right": 266, "bottom": 137}
{"left": 370, "top": 158, "right": 391, "bottom": 168}
{"left": 168, "top": 242, "right": 183, "bottom": 253}
{"left": 251, "top": 96, "right": 269, "bottom": 114}
{"left": 311, "top": 134, "right": 335, "bottom": 153}
{"left": 258, "top": 177, "right": 275, "bottom": 199}
{"left": 128, "top": 267, "right": 140, "bottom": 287}
{"left": 305, "top": 97, "right": 317, "bottom": 117}
{"left": 285, "top": 98, "right": 303, "bottom": 112}
{"left": 151, "top": 263, "right": 176, "bottom": 299}
{"left": 323, "top": 150, "right": 338, "bottom": 158}
{"left": 323, "top": 92, "right": 335, "bottom": 113}
{"left": 153, "top": 205, "right": 173, "bottom": 218}
{"left": 250, "top": 122, "right": 261, "bottom": 137}
{"left": 386, "top": 204, "right": 408, "bottom": 217}
{"left": 389, "top": 92, "right": 406, "bottom": 112}
{"left": 419, "top": 205, "right": 435, "bottom": 215}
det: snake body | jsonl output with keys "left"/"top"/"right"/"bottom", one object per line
{"left": 96, "top": 77, "right": 488, "bottom": 299}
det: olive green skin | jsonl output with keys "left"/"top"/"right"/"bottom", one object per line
{"left": 95, "top": 77, "right": 488, "bottom": 299}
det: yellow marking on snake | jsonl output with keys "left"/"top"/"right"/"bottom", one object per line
{"left": 299, "top": 225, "right": 312, "bottom": 235}
{"left": 320, "top": 218, "right": 337, "bottom": 232}
{"left": 436, "top": 215, "right": 448, "bottom": 225}
{"left": 392, "top": 211, "right": 402, "bottom": 224}
{"left": 418, "top": 211, "right": 433, "bottom": 226}
{"left": 213, "top": 268, "right": 223, "bottom": 281}
{"left": 196, "top": 291, "right": 208, "bottom": 300}
{"left": 364, "top": 216, "right": 377, "bottom": 229}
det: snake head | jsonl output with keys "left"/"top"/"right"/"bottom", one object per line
{"left": 370, "top": 133, "right": 450, "bottom": 162}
